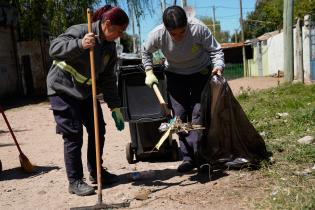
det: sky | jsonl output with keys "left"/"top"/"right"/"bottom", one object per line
{"left": 115, "top": 0, "right": 257, "bottom": 43}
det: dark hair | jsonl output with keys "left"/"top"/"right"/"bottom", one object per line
{"left": 163, "top": 6, "right": 187, "bottom": 30}
{"left": 93, "top": 5, "right": 129, "bottom": 27}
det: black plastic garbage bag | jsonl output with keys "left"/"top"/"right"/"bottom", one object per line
{"left": 197, "top": 75, "right": 269, "bottom": 167}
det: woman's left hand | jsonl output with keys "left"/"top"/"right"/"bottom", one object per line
{"left": 111, "top": 108, "right": 125, "bottom": 131}
{"left": 212, "top": 67, "right": 222, "bottom": 76}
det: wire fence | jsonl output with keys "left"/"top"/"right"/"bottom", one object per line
{"left": 224, "top": 63, "right": 244, "bottom": 80}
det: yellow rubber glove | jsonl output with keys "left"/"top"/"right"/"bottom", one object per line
{"left": 111, "top": 108, "right": 125, "bottom": 131}
{"left": 145, "top": 69, "right": 158, "bottom": 88}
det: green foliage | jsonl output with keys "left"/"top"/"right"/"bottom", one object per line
{"left": 244, "top": 0, "right": 282, "bottom": 39}
{"left": 244, "top": 0, "right": 315, "bottom": 39}
{"left": 199, "top": 16, "right": 230, "bottom": 42}
{"left": 9, "top": 0, "right": 100, "bottom": 40}
{"left": 9, "top": 0, "right": 154, "bottom": 42}
{"left": 238, "top": 83, "right": 315, "bottom": 209}
{"left": 120, "top": 32, "right": 134, "bottom": 53}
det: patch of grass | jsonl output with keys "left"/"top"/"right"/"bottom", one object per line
{"left": 237, "top": 83, "right": 315, "bottom": 209}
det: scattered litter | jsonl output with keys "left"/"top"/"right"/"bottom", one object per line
{"left": 158, "top": 116, "right": 204, "bottom": 133}
{"left": 293, "top": 168, "right": 312, "bottom": 176}
{"left": 128, "top": 170, "right": 155, "bottom": 181}
{"left": 259, "top": 131, "right": 266, "bottom": 137}
{"left": 271, "top": 187, "right": 279, "bottom": 196}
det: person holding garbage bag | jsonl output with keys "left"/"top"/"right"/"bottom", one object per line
{"left": 47, "top": 5, "right": 128, "bottom": 196}
{"left": 142, "top": 5, "right": 225, "bottom": 173}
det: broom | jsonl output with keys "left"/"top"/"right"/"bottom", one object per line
{"left": 0, "top": 105, "right": 34, "bottom": 173}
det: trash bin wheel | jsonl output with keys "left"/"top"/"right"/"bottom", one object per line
{"left": 171, "top": 140, "right": 180, "bottom": 161}
{"left": 126, "top": 143, "right": 135, "bottom": 164}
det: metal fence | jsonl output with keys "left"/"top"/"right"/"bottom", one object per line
{"left": 223, "top": 63, "right": 244, "bottom": 80}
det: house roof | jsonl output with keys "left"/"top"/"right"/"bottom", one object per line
{"left": 221, "top": 42, "right": 243, "bottom": 49}
{"left": 257, "top": 30, "right": 281, "bottom": 41}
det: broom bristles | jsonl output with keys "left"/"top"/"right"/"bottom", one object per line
{"left": 19, "top": 153, "right": 35, "bottom": 173}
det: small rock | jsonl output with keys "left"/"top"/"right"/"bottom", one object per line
{"left": 297, "top": 136, "right": 314, "bottom": 144}
{"left": 312, "top": 164, "right": 315, "bottom": 170}
{"left": 38, "top": 190, "right": 46, "bottom": 195}
{"left": 276, "top": 112, "right": 289, "bottom": 119}
{"left": 134, "top": 188, "right": 151, "bottom": 200}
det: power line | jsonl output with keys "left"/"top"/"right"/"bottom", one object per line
{"left": 216, "top": 14, "right": 239, "bottom": 18}
{"left": 195, "top": 5, "right": 254, "bottom": 10}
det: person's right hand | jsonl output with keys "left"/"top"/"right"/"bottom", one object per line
{"left": 82, "top": 33, "right": 96, "bottom": 49}
{"left": 145, "top": 68, "right": 158, "bottom": 88}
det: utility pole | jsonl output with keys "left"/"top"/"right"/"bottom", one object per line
{"left": 240, "top": 0, "right": 248, "bottom": 77}
{"left": 181, "top": 0, "right": 187, "bottom": 7}
{"left": 283, "top": 0, "right": 294, "bottom": 82}
{"left": 212, "top": 5, "right": 216, "bottom": 36}
{"left": 295, "top": 18, "right": 304, "bottom": 83}
{"left": 160, "top": 0, "right": 166, "bottom": 12}
{"left": 131, "top": 6, "right": 137, "bottom": 53}
{"left": 137, "top": 19, "right": 141, "bottom": 53}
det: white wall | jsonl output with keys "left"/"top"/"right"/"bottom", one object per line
{"left": 267, "top": 28, "right": 298, "bottom": 76}
{"left": 267, "top": 32, "right": 284, "bottom": 75}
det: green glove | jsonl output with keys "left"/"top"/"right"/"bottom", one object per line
{"left": 145, "top": 69, "right": 158, "bottom": 88}
{"left": 111, "top": 108, "right": 124, "bottom": 131}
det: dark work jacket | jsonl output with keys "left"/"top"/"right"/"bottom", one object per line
{"left": 46, "top": 20, "right": 120, "bottom": 108}
{"left": 198, "top": 75, "right": 269, "bottom": 164}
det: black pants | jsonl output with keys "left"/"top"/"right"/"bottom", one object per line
{"left": 166, "top": 71, "right": 210, "bottom": 163}
{"left": 49, "top": 94, "right": 106, "bottom": 183}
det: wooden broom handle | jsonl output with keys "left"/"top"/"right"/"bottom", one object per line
{"left": 152, "top": 84, "right": 166, "bottom": 104}
{"left": 152, "top": 84, "right": 171, "bottom": 116}
{"left": 87, "top": 8, "right": 102, "bottom": 204}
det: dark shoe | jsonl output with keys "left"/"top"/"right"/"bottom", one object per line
{"left": 177, "top": 160, "right": 195, "bottom": 173}
{"left": 89, "top": 168, "right": 119, "bottom": 185}
{"left": 225, "top": 158, "right": 250, "bottom": 169}
{"left": 68, "top": 179, "right": 95, "bottom": 196}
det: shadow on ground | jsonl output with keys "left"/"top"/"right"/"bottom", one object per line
{"left": 1, "top": 96, "right": 48, "bottom": 110}
{"left": 0, "top": 165, "right": 60, "bottom": 181}
{"left": 0, "top": 143, "right": 17, "bottom": 148}
{"left": 102, "top": 168, "right": 229, "bottom": 191}
{"left": 0, "top": 129, "right": 30, "bottom": 136}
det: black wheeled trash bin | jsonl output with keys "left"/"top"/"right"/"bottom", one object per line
{"left": 118, "top": 64, "right": 179, "bottom": 164}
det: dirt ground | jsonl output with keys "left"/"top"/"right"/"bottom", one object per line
{"left": 0, "top": 77, "right": 282, "bottom": 210}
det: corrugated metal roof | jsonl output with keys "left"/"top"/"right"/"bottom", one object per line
{"left": 221, "top": 42, "right": 244, "bottom": 49}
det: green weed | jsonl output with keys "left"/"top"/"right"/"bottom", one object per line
{"left": 237, "top": 83, "right": 315, "bottom": 209}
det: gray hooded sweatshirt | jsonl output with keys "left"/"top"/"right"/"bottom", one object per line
{"left": 142, "top": 17, "right": 225, "bottom": 75}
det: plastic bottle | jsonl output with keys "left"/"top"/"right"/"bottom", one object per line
{"left": 128, "top": 170, "right": 155, "bottom": 181}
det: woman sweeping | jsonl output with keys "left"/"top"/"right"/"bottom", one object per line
{"left": 47, "top": 5, "right": 128, "bottom": 196}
